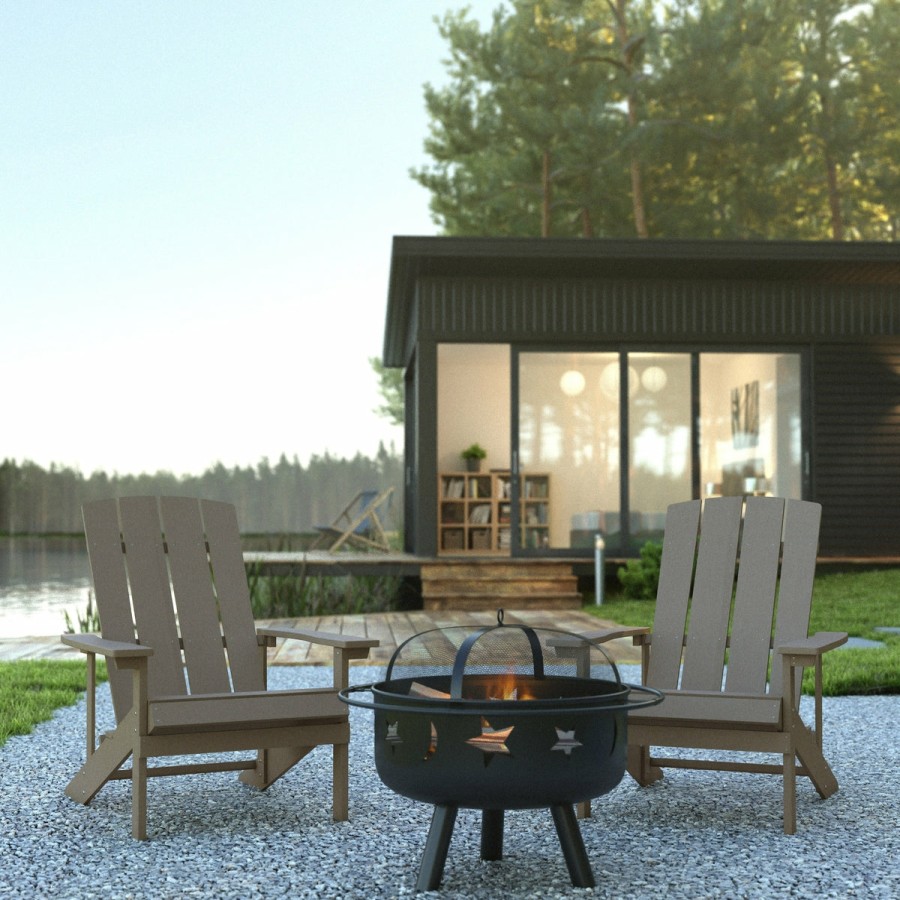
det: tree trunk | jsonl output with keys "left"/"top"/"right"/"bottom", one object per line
{"left": 825, "top": 153, "right": 844, "bottom": 240}
{"left": 542, "top": 149, "right": 552, "bottom": 237}
{"left": 613, "top": 0, "right": 649, "bottom": 238}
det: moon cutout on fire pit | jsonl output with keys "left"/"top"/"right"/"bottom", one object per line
{"left": 423, "top": 722, "right": 438, "bottom": 761}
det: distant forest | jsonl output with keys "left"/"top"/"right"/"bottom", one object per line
{"left": 0, "top": 445, "right": 403, "bottom": 535}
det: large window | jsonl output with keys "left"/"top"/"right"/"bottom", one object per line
{"left": 628, "top": 353, "right": 692, "bottom": 541}
{"left": 699, "top": 353, "right": 802, "bottom": 500}
{"left": 436, "top": 345, "right": 804, "bottom": 556}
{"left": 518, "top": 352, "right": 621, "bottom": 551}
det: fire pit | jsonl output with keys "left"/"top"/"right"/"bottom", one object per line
{"left": 340, "top": 610, "right": 662, "bottom": 891}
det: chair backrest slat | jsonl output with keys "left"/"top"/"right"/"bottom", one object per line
{"left": 646, "top": 499, "right": 701, "bottom": 689}
{"left": 160, "top": 497, "right": 232, "bottom": 695}
{"left": 200, "top": 499, "right": 264, "bottom": 692}
{"left": 118, "top": 497, "right": 187, "bottom": 700}
{"left": 770, "top": 499, "right": 821, "bottom": 698}
{"left": 681, "top": 496, "right": 743, "bottom": 691}
{"left": 725, "top": 496, "right": 785, "bottom": 694}
{"left": 82, "top": 498, "right": 138, "bottom": 721}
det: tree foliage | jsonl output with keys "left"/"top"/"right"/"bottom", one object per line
{"left": 415, "top": 0, "right": 899, "bottom": 240}
{"left": 369, "top": 356, "right": 405, "bottom": 426}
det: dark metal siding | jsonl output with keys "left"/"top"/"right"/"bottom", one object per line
{"left": 416, "top": 277, "right": 898, "bottom": 344}
{"left": 813, "top": 342, "right": 900, "bottom": 556}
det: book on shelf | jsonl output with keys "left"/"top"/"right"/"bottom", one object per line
{"left": 444, "top": 477, "right": 465, "bottom": 499}
{"left": 469, "top": 504, "right": 492, "bottom": 524}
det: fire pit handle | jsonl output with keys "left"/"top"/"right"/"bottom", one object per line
{"left": 338, "top": 683, "right": 380, "bottom": 710}
{"left": 621, "top": 683, "right": 665, "bottom": 710}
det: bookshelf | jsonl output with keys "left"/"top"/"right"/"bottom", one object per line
{"left": 438, "top": 470, "right": 550, "bottom": 554}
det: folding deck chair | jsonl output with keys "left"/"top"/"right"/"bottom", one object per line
{"left": 313, "top": 487, "right": 394, "bottom": 552}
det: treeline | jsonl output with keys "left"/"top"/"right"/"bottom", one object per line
{"left": 0, "top": 445, "right": 403, "bottom": 535}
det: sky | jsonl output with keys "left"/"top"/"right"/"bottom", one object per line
{"left": 0, "top": 1, "right": 499, "bottom": 477}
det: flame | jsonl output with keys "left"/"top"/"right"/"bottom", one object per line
{"left": 487, "top": 670, "right": 535, "bottom": 701}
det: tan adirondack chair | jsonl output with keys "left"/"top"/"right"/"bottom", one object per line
{"left": 584, "top": 496, "right": 846, "bottom": 834}
{"left": 61, "top": 496, "right": 378, "bottom": 839}
{"left": 312, "top": 487, "right": 394, "bottom": 552}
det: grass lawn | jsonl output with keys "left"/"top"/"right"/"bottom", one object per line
{"left": 585, "top": 566, "right": 900, "bottom": 696}
{"left": 0, "top": 659, "right": 107, "bottom": 751}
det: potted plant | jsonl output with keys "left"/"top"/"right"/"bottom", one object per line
{"left": 461, "top": 443, "right": 487, "bottom": 472}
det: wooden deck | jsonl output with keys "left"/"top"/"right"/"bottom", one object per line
{"left": 261, "top": 608, "right": 641, "bottom": 666}
{"left": 2, "top": 608, "right": 640, "bottom": 665}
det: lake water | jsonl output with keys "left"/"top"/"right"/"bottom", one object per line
{"left": 0, "top": 537, "right": 92, "bottom": 638}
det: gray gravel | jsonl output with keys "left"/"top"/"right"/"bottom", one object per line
{"left": 1, "top": 664, "right": 897, "bottom": 899}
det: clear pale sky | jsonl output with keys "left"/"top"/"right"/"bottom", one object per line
{"left": 1, "top": 1, "right": 497, "bottom": 476}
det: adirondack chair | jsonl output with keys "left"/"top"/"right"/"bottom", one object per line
{"left": 583, "top": 496, "right": 847, "bottom": 834}
{"left": 313, "top": 487, "right": 394, "bottom": 552}
{"left": 61, "top": 496, "right": 378, "bottom": 839}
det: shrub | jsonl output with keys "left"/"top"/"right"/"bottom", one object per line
{"left": 617, "top": 541, "right": 663, "bottom": 600}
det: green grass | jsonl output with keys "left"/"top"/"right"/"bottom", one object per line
{"left": 0, "top": 659, "right": 107, "bottom": 750}
{"left": 584, "top": 566, "right": 900, "bottom": 696}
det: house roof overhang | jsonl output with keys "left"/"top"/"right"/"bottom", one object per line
{"left": 383, "top": 236, "right": 900, "bottom": 366}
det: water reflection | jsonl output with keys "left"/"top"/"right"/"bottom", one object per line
{"left": 0, "top": 537, "right": 91, "bottom": 637}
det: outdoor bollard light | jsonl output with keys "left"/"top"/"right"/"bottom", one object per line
{"left": 594, "top": 533, "right": 605, "bottom": 606}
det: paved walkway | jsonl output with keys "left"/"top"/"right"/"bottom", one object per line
{"left": 0, "top": 608, "right": 641, "bottom": 665}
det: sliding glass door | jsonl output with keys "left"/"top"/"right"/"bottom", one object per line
{"left": 512, "top": 349, "right": 802, "bottom": 555}
{"left": 516, "top": 352, "right": 621, "bottom": 553}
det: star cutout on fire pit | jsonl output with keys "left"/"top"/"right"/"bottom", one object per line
{"left": 465, "top": 717, "right": 514, "bottom": 756}
{"left": 551, "top": 727, "right": 583, "bottom": 756}
{"left": 386, "top": 721, "right": 402, "bottom": 746}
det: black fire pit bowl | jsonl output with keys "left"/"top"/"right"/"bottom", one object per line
{"left": 341, "top": 610, "right": 662, "bottom": 891}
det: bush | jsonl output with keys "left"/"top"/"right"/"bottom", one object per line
{"left": 617, "top": 541, "right": 663, "bottom": 600}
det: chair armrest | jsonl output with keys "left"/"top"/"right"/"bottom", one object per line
{"left": 61, "top": 633, "right": 154, "bottom": 659}
{"left": 776, "top": 631, "right": 848, "bottom": 659}
{"left": 582, "top": 626, "right": 651, "bottom": 646}
{"left": 256, "top": 626, "right": 379, "bottom": 651}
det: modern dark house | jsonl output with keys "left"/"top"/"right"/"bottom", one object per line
{"left": 383, "top": 237, "right": 900, "bottom": 561}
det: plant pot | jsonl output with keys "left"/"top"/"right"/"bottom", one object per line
{"left": 465, "top": 458, "right": 482, "bottom": 473}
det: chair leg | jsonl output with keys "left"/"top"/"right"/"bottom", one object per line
{"left": 783, "top": 751, "right": 797, "bottom": 835}
{"left": 132, "top": 754, "right": 148, "bottom": 840}
{"left": 65, "top": 725, "right": 134, "bottom": 806}
{"left": 333, "top": 742, "right": 349, "bottom": 821}
{"left": 794, "top": 725, "right": 839, "bottom": 799}
{"left": 627, "top": 744, "right": 664, "bottom": 786}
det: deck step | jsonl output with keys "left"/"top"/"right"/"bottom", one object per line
{"left": 423, "top": 593, "right": 583, "bottom": 612}
{"left": 420, "top": 560, "right": 583, "bottom": 612}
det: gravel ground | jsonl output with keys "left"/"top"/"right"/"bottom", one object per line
{"left": 1, "top": 664, "right": 897, "bottom": 899}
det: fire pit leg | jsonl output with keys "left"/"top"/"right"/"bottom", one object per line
{"left": 480, "top": 809, "right": 504, "bottom": 861}
{"left": 550, "top": 804, "right": 596, "bottom": 889}
{"left": 416, "top": 805, "right": 458, "bottom": 892}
